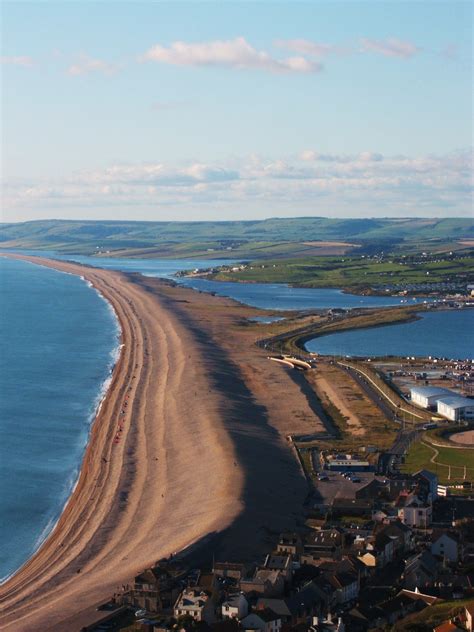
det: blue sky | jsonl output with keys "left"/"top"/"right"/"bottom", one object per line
{"left": 1, "top": 1, "right": 472, "bottom": 221}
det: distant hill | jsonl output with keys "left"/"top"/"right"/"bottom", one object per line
{"left": 0, "top": 218, "right": 472, "bottom": 258}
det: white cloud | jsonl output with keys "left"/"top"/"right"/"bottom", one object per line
{"left": 67, "top": 54, "right": 117, "bottom": 76}
{"left": 1, "top": 55, "right": 34, "bottom": 67}
{"left": 3, "top": 150, "right": 471, "bottom": 220}
{"left": 360, "top": 37, "right": 420, "bottom": 59}
{"left": 274, "top": 39, "right": 342, "bottom": 57}
{"left": 140, "top": 37, "right": 322, "bottom": 74}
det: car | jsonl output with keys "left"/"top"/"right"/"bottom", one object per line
{"left": 317, "top": 474, "right": 329, "bottom": 481}
{"left": 135, "top": 609, "right": 147, "bottom": 618}
{"left": 351, "top": 477, "right": 362, "bottom": 483}
{"left": 343, "top": 472, "right": 354, "bottom": 478}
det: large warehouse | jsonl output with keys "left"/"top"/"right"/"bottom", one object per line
{"left": 410, "top": 386, "right": 453, "bottom": 409}
{"left": 437, "top": 396, "right": 474, "bottom": 422}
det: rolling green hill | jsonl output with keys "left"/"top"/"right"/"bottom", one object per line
{"left": 0, "top": 217, "right": 472, "bottom": 258}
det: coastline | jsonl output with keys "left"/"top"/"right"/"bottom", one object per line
{"left": 0, "top": 255, "right": 245, "bottom": 631}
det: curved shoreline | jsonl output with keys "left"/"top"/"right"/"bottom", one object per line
{"left": 0, "top": 255, "right": 243, "bottom": 631}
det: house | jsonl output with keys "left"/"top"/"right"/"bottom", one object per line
{"left": 431, "top": 532, "right": 462, "bottom": 563}
{"left": 325, "top": 571, "right": 359, "bottom": 605}
{"left": 375, "top": 522, "right": 413, "bottom": 558}
{"left": 260, "top": 554, "right": 292, "bottom": 582}
{"left": 124, "top": 565, "right": 183, "bottom": 613}
{"left": 414, "top": 470, "right": 439, "bottom": 501}
{"left": 221, "top": 593, "right": 248, "bottom": 619}
{"left": 398, "top": 495, "right": 432, "bottom": 528}
{"left": 240, "top": 569, "right": 285, "bottom": 596}
{"left": 214, "top": 562, "right": 248, "bottom": 581}
{"left": 374, "top": 532, "right": 395, "bottom": 567}
{"left": 276, "top": 532, "right": 303, "bottom": 556}
{"left": 303, "top": 529, "right": 344, "bottom": 561}
{"left": 285, "top": 580, "right": 327, "bottom": 622}
{"left": 402, "top": 551, "right": 439, "bottom": 591}
{"left": 255, "top": 598, "right": 292, "bottom": 622}
{"left": 240, "top": 609, "right": 282, "bottom": 632}
{"left": 174, "top": 588, "right": 214, "bottom": 623}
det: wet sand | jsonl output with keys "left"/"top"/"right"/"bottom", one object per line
{"left": 0, "top": 256, "right": 321, "bottom": 631}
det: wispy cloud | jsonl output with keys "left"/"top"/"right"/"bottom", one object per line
{"left": 67, "top": 54, "right": 117, "bottom": 76}
{"left": 140, "top": 37, "right": 322, "bottom": 74}
{"left": 1, "top": 55, "right": 34, "bottom": 67}
{"left": 4, "top": 150, "right": 471, "bottom": 220}
{"left": 274, "top": 39, "right": 342, "bottom": 57}
{"left": 360, "top": 37, "right": 420, "bottom": 59}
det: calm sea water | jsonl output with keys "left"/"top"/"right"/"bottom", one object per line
{"left": 0, "top": 258, "right": 118, "bottom": 581}
{"left": 305, "top": 309, "right": 474, "bottom": 359}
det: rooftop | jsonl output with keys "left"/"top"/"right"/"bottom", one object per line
{"left": 411, "top": 386, "right": 453, "bottom": 398}
{"left": 437, "top": 395, "right": 474, "bottom": 409}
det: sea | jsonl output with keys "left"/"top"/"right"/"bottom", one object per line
{"left": 0, "top": 258, "right": 119, "bottom": 581}
{"left": 0, "top": 252, "right": 471, "bottom": 581}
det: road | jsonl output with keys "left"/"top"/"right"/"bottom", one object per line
{"left": 336, "top": 363, "right": 419, "bottom": 473}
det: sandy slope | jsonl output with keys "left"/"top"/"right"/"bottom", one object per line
{"left": 0, "top": 256, "right": 243, "bottom": 631}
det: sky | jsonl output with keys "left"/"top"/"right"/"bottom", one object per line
{"left": 1, "top": 0, "right": 472, "bottom": 222}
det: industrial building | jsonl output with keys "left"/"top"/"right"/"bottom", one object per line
{"left": 436, "top": 396, "right": 474, "bottom": 422}
{"left": 410, "top": 386, "right": 453, "bottom": 409}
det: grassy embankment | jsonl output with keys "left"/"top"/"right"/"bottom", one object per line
{"left": 212, "top": 253, "right": 474, "bottom": 291}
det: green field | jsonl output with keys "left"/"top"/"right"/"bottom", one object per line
{"left": 400, "top": 440, "right": 474, "bottom": 484}
{"left": 212, "top": 252, "right": 474, "bottom": 290}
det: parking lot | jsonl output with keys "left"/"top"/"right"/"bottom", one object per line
{"left": 313, "top": 470, "right": 376, "bottom": 505}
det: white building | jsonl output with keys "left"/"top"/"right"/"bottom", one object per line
{"left": 398, "top": 497, "right": 432, "bottom": 528}
{"left": 221, "top": 593, "right": 248, "bottom": 620}
{"left": 437, "top": 396, "right": 474, "bottom": 422}
{"left": 174, "top": 588, "right": 213, "bottom": 623}
{"left": 410, "top": 386, "right": 453, "bottom": 409}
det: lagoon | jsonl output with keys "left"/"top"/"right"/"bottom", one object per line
{"left": 305, "top": 309, "right": 474, "bottom": 359}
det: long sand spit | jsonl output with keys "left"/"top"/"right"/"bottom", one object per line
{"left": 0, "top": 255, "right": 314, "bottom": 631}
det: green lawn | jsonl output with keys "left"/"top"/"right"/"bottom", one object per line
{"left": 401, "top": 440, "right": 474, "bottom": 483}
